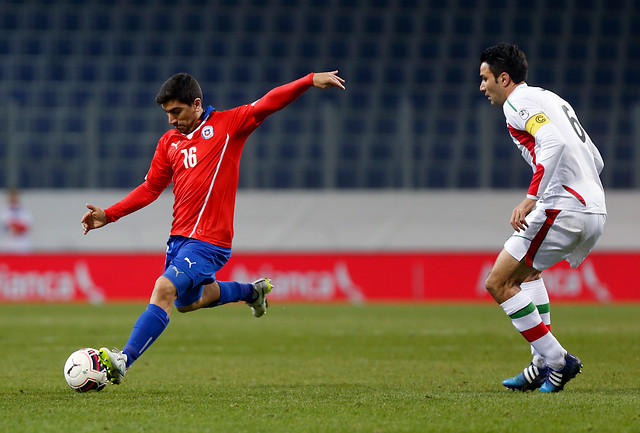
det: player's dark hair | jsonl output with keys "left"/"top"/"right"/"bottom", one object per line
{"left": 480, "top": 43, "right": 528, "bottom": 84}
{"left": 155, "top": 73, "right": 203, "bottom": 105}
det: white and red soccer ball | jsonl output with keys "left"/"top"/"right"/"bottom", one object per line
{"left": 63, "top": 348, "right": 108, "bottom": 392}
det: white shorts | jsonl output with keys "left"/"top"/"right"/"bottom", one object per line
{"left": 504, "top": 208, "right": 606, "bottom": 271}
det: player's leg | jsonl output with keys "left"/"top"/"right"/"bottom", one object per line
{"left": 493, "top": 208, "right": 593, "bottom": 392}
{"left": 538, "top": 213, "right": 604, "bottom": 392}
{"left": 121, "top": 277, "right": 174, "bottom": 366}
{"left": 166, "top": 237, "right": 273, "bottom": 316}
{"left": 203, "top": 280, "right": 256, "bottom": 308}
{"left": 485, "top": 250, "right": 567, "bottom": 390}
{"left": 175, "top": 280, "right": 252, "bottom": 311}
{"left": 177, "top": 278, "right": 273, "bottom": 318}
{"left": 495, "top": 268, "right": 552, "bottom": 391}
{"left": 500, "top": 275, "right": 552, "bottom": 390}
{"left": 100, "top": 237, "right": 188, "bottom": 384}
{"left": 204, "top": 278, "right": 273, "bottom": 317}
{"left": 100, "top": 275, "right": 174, "bottom": 384}
{"left": 123, "top": 276, "right": 174, "bottom": 363}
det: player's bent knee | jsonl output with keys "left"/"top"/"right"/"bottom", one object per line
{"left": 484, "top": 273, "right": 508, "bottom": 300}
{"left": 175, "top": 298, "right": 205, "bottom": 313}
{"left": 484, "top": 273, "right": 498, "bottom": 293}
{"left": 150, "top": 276, "right": 178, "bottom": 307}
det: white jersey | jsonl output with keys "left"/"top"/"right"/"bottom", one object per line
{"left": 503, "top": 83, "right": 606, "bottom": 214}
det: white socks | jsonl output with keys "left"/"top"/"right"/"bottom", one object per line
{"left": 521, "top": 279, "right": 551, "bottom": 368}
{"left": 500, "top": 288, "right": 566, "bottom": 371}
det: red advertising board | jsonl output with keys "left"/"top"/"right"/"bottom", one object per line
{"left": 0, "top": 251, "right": 637, "bottom": 303}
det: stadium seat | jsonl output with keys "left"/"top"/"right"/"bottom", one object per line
{"left": 122, "top": 12, "right": 144, "bottom": 32}
{"left": 330, "top": 40, "right": 350, "bottom": 59}
{"left": 334, "top": 15, "right": 355, "bottom": 33}
{"left": 26, "top": 141, "right": 47, "bottom": 159}
{"left": 22, "top": 38, "right": 42, "bottom": 56}
{"left": 238, "top": 39, "right": 259, "bottom": 57}
{"left": 47, "top": 64, "right": 67, "bottom": 81}
{"left": 336, "top": 166, "right": 357, "bottom": 188}
{"left": 57, "top": 113, "right": 82, "bottom": 133}
{"left": 600, "top": 16, "right": 621, "bottom": 36}
{"left": 366, "top": 166, "right": 389, "bottom": 188}
{"left": 14, "top": 62, "right": 36, "bottom": 81}
{"left": 60, "top": 143, "right": 80, "bottom": 159}
{"left": 1, "top": 12, "right": 19, "bottom": 30}
{"left": 370, "top": 141, "right": 392, "bottom": 160}
{"left": 273, "top": 167, "right": 293, "bottom": 188}
{"left": 109, "top": 64, "right": 129, "bottom": 82}
{"left": 91, "top": 12, "right": 112, "bottom": 31}
{"left": 268, "top": 40, "right": 290, "bottom": 58}
{"left": 565, "top": 67, "right": 585, "bottom": 86}
{"left": 481, "top": 16, "right": 503, "bottom": 35}
{"left": 457, "top": 167, "right": 479, "bottom": 188}
{"left": 297, "top": 40, "right": 320, "bottom": 59}
{"left": 542, "top": 16, "right": 563, "bottom": 36}
{"left": 362, "top": 14, "right": 385, "bottom": 34}
{"left": 77, "top": 63, "right": 99, "bottom": 82}
{"left": 422, "top": 15, "right": 444, "bottom": 35}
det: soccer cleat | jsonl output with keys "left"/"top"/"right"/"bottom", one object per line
{"left": 98, "top": 347, "right": 128, "bottom": 385}
{"left": 248, "top": 277, "right": 273, "bottom": 318}
{"left": 539, "top": 352, "right": 583, "bottom": 393}
{"left": 502, "top": 362, "right": 548, "bottom": 391}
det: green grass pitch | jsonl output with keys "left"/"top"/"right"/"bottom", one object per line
{"left": 0, "top": 303, "right": 638, "bottom": 433}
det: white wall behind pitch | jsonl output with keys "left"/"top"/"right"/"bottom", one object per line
{"left": 13, "top": 190, "right": 640, "bottom": 252}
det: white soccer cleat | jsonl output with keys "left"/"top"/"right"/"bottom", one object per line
{"left": 98, "top": 347, "right": 128, "bottom": 385}
{"left": 248, "top": 277, "right": 273, "bottom": 318}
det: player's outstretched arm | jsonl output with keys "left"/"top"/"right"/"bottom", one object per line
{"left": 253, "top": 70, "right": 346, "bottom": 123}
{"left": 312, "top": 70, "right": 346, "bottom": 90}
{"left": 81, "top": 182, "right": 166, "bottom": 236}
{"left": 81, "top": 204, "right": 107, "bottom": 235}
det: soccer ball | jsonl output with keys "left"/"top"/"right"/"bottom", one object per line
{"left": 63, "top": 348, "right": 108, "bottom": 392}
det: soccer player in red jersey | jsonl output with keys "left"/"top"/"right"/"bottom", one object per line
{"left": 81, "top": 70, "right": 345, "bottom": 384}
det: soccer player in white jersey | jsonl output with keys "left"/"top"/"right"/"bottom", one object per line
{"left": 81, "top": 70, "right": 345, "bottom": 385}
{"left": 478, "top": 44, "right": 606, "bottom": 392}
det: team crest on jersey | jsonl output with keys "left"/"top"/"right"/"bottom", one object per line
{"left": 202, "top": 125, "right": 214, "bottom": 139}
{"left": 518, "top": 109, "right": 529, "bottom": 120}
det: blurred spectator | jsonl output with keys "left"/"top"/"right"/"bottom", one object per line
{"left": 1, "top": 188, "right": 32, "bottom": 253}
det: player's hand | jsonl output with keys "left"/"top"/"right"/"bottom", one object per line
{"left": 81, "top": 204, "right": 107, "bottom": 235}
{"left": 510, "top": 197, "right": 536, "bottom": 232}
{"left": 313, "top": 70, "right": 346, "bottom": 90}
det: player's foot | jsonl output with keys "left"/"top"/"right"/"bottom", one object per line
{"left": 502, "top": 362, "right": 548, "bottom": 391}
{"left": 248, "top": 277, "right": 273, "bottom": 318}
{"left": 539, "top": 352, "right": 582, "bottom": 393}
{"left": 98, "top": 347, "right": 128, "bottom": 385}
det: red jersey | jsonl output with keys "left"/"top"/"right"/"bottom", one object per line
{"left": 104, "top": 73, "right": 314, "bottom": 248}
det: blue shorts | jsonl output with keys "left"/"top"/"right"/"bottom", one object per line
{"left": 162, "top": 235, "right": 231, "bottom": 308}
